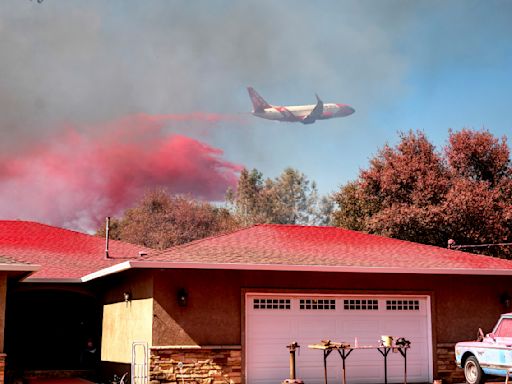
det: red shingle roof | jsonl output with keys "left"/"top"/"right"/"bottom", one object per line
{"left": 139, "top": 224, "right": 512, "bottom": 274}
{"left": 3, "top": 222, "right": 512, "bottom": 282}
{"left": 0, "top": 220, "right": 150, "bottom": 281}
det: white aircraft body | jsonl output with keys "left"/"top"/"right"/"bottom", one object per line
{"left": 248, "top": 87, "right": 355, "bottom": 124}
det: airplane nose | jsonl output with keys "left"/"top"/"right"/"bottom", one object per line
{"left": 336, "top": 104, "right": 355, "bottom": 116}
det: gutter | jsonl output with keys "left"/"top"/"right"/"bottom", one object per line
{"left": 79, "top": 260, "right": 512, "bottom": 282}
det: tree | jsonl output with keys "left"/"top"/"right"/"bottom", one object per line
{"left": 334, "top": 181, "right": 379, "bottom": 232}
{"left": 97, "top": 189, "right": 238, "bottom": 250}
{"left": 228, "top": 167, "right": 329, "bottom": 226}
{"left": 226, "top": 168, "right": 267, "bottom": 226}
{"left": 271, "top": 168, "right": 319, "bottom": 224}
{"left": 314, "top": 195, "right": 336, "bottom": 226}
{"left": 333, "top": 129, "right": 512, "bottom": 257}
{"left": 446, "top": 129, "right": 510, "bottom": 185}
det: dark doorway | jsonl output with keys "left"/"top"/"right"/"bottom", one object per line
{"left": 5, "top": 288, "right": 102, "bottom": 373}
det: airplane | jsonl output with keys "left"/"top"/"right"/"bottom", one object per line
{"left": 247, "top": 87, "right": 355, "bottom": 124}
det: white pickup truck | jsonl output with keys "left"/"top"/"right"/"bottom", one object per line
{"left": 455, "top": 313, "right": 512, "bottom": 384}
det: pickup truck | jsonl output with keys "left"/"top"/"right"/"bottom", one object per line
{"left": 455, "top": 313, "right": 512, "bottom": 384}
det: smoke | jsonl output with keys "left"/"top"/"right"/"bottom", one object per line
{"left": 2, "top": 0, "right": 511, "bottom": 201}
{"left": 0, "top": 113, "right": 242, "bottom": 231}
{"left": 0, "top": 1, "right": 412, "bottom": 143}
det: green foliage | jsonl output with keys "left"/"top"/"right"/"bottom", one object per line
{"left": 333, "top": 129, "right": 512, "bottom": 257}
{"left": 333, "top": 182, "right": 372, "bottom": 231}
{"left": 228, "top": 167, "right": 332, "bottom": 226}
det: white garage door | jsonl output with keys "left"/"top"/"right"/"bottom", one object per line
{"left": 246, "top": 294, "right": 432, "bottom": 384}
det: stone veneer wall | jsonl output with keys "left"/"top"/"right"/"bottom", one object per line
{"left": 436, "top": 343, "right": 464, "bottom": 383}
{"left": 150, "top": 346, "right": 241, "bottom": 384}
{"left": 0, "top": 354, "right": 5, "bottom": 384}
{"left": 150, "top": 343, "right": 468, "bottom": 384}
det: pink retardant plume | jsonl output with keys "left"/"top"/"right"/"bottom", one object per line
{"left": 0, "top": 113, "right": 243, "bottom": 232}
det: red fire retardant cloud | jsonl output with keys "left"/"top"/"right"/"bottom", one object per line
{"left": 0, "top": 113, "right": 243, "bottom": 231}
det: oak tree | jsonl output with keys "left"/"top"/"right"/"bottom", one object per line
{"left": 97, "top": 189, "right": 238, "bottom": 250}
{"left": 333, "top": 129, "right": 512, "bottom": 257}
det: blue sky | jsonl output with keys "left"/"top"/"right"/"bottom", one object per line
{"left": 1, "top": 0, "right": 512, "bottom": 199}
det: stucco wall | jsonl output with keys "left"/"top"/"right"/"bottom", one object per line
{"left": 152, "top": 269, "right": 511, "bottom": 347}
{"left": 153, "top": 269, "right": 241, "bottom": 346}
{"left": 100, "top": 270, "right": 154, "bottom": 364}
{"left": 101, "top": 269, "right": 153, "bottom": 304}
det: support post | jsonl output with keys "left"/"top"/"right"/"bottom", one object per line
{"left": 283, "top": 342, "right": 304, "bottom": 384}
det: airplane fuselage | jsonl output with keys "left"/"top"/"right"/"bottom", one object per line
{"left": 252, "top": 103, "right": 355, "bottom": 123}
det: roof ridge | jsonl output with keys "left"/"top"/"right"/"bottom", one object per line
{"left": 258, "top": 223, "right": 374, "bottom": 235}
{"left": 147, "top": 224, "right": 260, "bottom": 258}
{"left": 258, "top": 223, "right": 337, "bottom": 229}
{"left": 0, "top": 219, "right": 97, "bottom": 238}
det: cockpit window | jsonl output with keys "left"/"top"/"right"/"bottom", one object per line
{"left": 494, "top": 318, "right": 512, "bottom": 337}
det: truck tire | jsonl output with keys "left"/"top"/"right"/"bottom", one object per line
{"left": 464, "top": 356, "right": 485, "bottom": 384}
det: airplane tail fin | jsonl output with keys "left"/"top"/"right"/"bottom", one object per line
{"left": 247, "top": 87, "right": 272, "bottom": 112}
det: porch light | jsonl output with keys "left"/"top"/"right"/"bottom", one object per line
{"left": 177, "top": 288, "right": 188, "bottom": 307}
{"left": 124, "top": 291, "right": 131, "bottom": 302}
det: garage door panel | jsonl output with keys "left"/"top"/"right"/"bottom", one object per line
{"left": 248, "top": 315, "right": 294, "bottom": 335}
{"left": 297, "top": 317, "right": 337, "bottom": 338}
{"left": 338, "top": 318, "right": 376, "bottom": 335}
{"left": 248, "top": 339, "right": 295, "bottom": 362}
{"left": 250, "top": 367, "right": 289, "bottom": 384}
{"left": 298, "top": 366, "right": 340, "bottom": 384}
{"left": 379, "top": 322, "right": 424, "bottom": 335}
{"left": 247, "top": 295, "right": 431, "bottom": 384}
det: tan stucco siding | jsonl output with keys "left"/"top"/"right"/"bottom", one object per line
{"left": 152, "top": 269, "right": 512, "bottom": 346}
{"left": 101, "top": 298, "right": 153, "bottom": 364}
{"left": 153, "top": 269, "right": 241, "bottom": 346}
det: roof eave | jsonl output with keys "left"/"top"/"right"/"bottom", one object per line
{"left": 0, "top": 263, "right": 40, "bottom": 272}
{"left": 80, "top": 260, "right": 134, "bottom": 282}
{"left": 23, "top": 277, "right": 83, "bottom": 283}
{"left": 79, "top": 260, "right": 512, "bottom": 282}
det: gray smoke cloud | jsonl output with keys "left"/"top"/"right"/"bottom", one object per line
{"left": 1, "top": 0, "right": 511, "bottom": 200}
{"left": 0, "top": 1, "right": 414, "bottom": 146}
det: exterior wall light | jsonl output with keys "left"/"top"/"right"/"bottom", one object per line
{"left": 177, "top": 288, "right": 188, "bottom": 307}
{"left": 124, "top": 291, "right": 131, "bottom": 303}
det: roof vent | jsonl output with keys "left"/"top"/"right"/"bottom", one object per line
{"left": 138, "top": 251, "right": 147, "bottom": 257}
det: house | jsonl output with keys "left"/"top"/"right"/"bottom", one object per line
{"left": 2, "top": 221, "right": 512, "bottom": 384}
{"left": 0, "top": 220, "right": 150, "bottom": 383}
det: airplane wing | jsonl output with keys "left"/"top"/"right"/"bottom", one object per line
{"left": 275, "top": 106, "right": 299, "bottom": 121}
{"left": 301, "top": 94, "right": 324, "bottom": 124}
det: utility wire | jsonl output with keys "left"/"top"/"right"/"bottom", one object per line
{"left": 448, "top": 241, "right": 512, "bottom": 250}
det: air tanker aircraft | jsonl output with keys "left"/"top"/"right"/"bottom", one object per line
{"left": 248, "top": 87, "right": 355, "bottom": 124}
